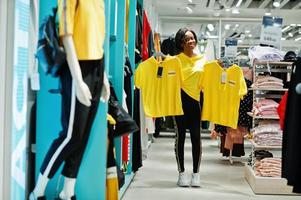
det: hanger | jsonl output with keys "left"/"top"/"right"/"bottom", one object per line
{"left": 153, "top": 51, "right": 167, "bottom": 62}
{"left": 218, "top": 57, "right": 232, "bottom": 68}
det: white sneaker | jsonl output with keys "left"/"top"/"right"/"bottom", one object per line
{"left": 191, "top": 173, "right": 201, "bottom": 187}
{"left": 177, "top": 172, "right": 190, "bottom": 187}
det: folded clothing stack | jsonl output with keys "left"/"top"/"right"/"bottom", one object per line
{"left": 253, "top": 122, "right": 282, "bottom": 146}
{"left": 253, "top": 99, "right": 279, "bottom": 117}
{"left": 254, "top": 150, "right": 273, "bottom": 160}
{"left": 255, "top": 158, "right": 282, "bottom": 177}
{"left": 252, "top": 75, "right": 284, "bottom": 89}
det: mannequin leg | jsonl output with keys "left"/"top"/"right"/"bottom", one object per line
{"left": 29, "top": 173, "right": 49, "bottom": 199}
{"left": 59, "top": 177, "right": 76, "bottom": 199}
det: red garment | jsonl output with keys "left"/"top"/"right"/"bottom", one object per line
{"left": 122, "top": 135, "right": 130, "bottom": 162}
{"left": 142, "top": 10, "right": 151, "bottom": 61}
{"left": 277, "top": 91, "right": 288, "bottom": 130}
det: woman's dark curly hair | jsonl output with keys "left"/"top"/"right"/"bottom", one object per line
{"left": 175, "top": 28, "right": 198, "bottom": 53}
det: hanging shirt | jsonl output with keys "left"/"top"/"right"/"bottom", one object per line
{"left": 141, "top": 10, "right": 151, "bottom": 61}
{"left": 177, "top": 53, "right": 206, "bottom": 101}
{"left": 200, "top": 61, "right": 247, "bottom": 129}
{"left": 134, "top": 56, "right": 184, "bottom": 117}
{"left": 58, "top": 0, "right": 105, "bottom": 60}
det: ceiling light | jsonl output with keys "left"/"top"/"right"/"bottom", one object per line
{"left": 224, "top": 24, "right": 231, "bottom": 30}
{"left": 245, "top": 30, "right": 250, "bottom": 33}
{"left": 232, "top": 9, "right": 240, "bottom": 14}
{"left": 185, "top": 6, "right": 193, "bottom": 14}
{"left": 235, "top": 24, "right": 239, "bottom": 27}
{"left": 273, "top": 0, "right": 280, "bottom": 8}
{"left": 225, "top": 8, "right": 231, "bottom": 12}
{"left": 297, "top": 24, "right": 301, "bottom": 26}
{"left": 281, "top": 37, "right": 286, "bottom": 41}
{"left": 282, "top": 26, "right": 291, "bottom": 32}
{"left": 188, "top": 0, "right": 193, "bottom": 2}
{"left": 295, "top": 37, "right": 301, "bottom": 41}
{"left": 299, "top": 28, "right": 301, "bottom": 34}
{"left": 265, "top": 12, "right": 271, "bottom": 16}
{"left": 248, "top": 34, "right": 252, "bottom": 37}
{"left": 288, "top": 32, "right": 294, "bottom": 37}
{"left": 290, "top": 24, "right": 297, "bottom": 26}
{"left": 236, "top": 0, "right": 243, "bottom": 7}
{"left": 238, "top": 39, "right": 243, "bottom": 43}
{"left": 207, "top": 24, "right": 214, "bottom": 31}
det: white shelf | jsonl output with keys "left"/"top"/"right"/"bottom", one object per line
{"left": 249, "top": 139, "right": 282, "bottom": 150}
{"left": 254, "top": 61, "right": 294, "bottom": 66}
{"left": 244, "top": 164, "right": 297, "bottom": 195}
{"left": 249, "top": 88, "right": 288, "bottom": 91}
{"left": 247, "top": 112, "right": 280, "bottom": 119}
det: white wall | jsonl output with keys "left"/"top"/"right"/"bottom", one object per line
{"left": 143, "top": 0, "right": 161, "bottom": 33}
{"left": 0, "top": 0, "right": 15, "bottom": 199}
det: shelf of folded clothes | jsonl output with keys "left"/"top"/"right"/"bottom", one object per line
{"left": 249, "top": 139, "right": 282, "bottom": 150}
{"left": 247, "top": 112, "right": 280, "bottom": 120}
{"left": 248, "top": 88, "right": 288, "bottom": 91}
{"left": 254, "top": 61, "right": 294, "bottom": 66}
{"left": 249, "top": 121, "right": 282, "bottom": 149}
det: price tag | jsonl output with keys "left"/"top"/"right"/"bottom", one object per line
{"left": 30, "top": 72, "right": 40, "bottom": 91}
{"left": 221, "top": 71, "right": 227, "bottom": 84}
{"left": 157, "top": 66, "right": 163, "bottom": 78}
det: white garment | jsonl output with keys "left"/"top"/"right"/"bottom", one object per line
{"left": 139, "top": 91, "right": 155, "bottom": 160}
{"left": 248, "top": 46, "right": 285, "bottom": 64}
{"left": 205, "top": 39, "right": 216, "bottom": 62}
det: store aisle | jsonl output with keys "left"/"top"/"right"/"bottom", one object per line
{"left": 122, "top": 135, "right": 300, "bottom": 200}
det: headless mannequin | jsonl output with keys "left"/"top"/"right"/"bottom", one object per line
{"left": 30, "top": 35, "right": 110, "bottom": 200}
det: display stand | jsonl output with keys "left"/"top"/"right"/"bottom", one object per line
{"left": 244, "top": 61, "right": 298, "bottom": 195}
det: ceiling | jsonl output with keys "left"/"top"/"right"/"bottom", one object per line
{"left": 149, "top": 0, "right": 301, "bottom": 44}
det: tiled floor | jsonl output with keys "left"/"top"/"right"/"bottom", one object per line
{"left": 122, "top": 134, "right": 300, "bottom": 200}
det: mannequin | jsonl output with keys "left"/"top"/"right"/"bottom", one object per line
{"left": 30, "top": 1, "right": 109, "bottom": 199}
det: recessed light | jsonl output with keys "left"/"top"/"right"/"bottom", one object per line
{"left": 282, "top": 26, "right": 291, "bottom": 32}
{"left": 245, "top": 30, "right": 250, "bottom": 33}
{"left": 248, "top": 34, "right": 252, "bottom": 37}
{"left": 273, "top": 0, "right": 280, "bottom": 8}
{"left": 232, "top": 9, "right": 240, "bottom": 14}
{"left": 225, "top": 8, "right": 231, "bottom": 12}
{"left": 265, "top": 12, "right": 271, "bottom": 16}
{"left": 224, "top": 24, "right": 231, "bottom": 30}
{"left": 295, "top": 37, "right": 301, "bottom": 41}
{"left": 236, "top": 0, "right": 243, "bottom": 7}
{"left": 207, "top": 24, "right": 214, "bottom": 31}
{"left": 185, "top": 6, "right": 193, "bottom": 14}
{"left": 235, "top": 24, "right": 239, "bottom": 27}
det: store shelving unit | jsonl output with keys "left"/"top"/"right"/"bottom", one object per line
{"left": 244, "top": 61, "right": 296, "bottom": 195}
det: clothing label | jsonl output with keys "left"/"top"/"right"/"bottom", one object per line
{"left": 30, "top": 72, "right": 40, "bottom": 91}
{"left": 168, "top": 70, "right": 176, "bottom": 76}
{"left": 228, "top": 80, "right": 236, "bottom": 87}
{"left": 157, "top": 66, "right": 163, "bottom": 78}
{"left": 221, "top": 72, "right": 227, "bottom": 84}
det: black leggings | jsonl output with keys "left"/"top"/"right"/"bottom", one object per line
{"left": 40, "top": 59, "right": 104, "bottom": 178}
{"left": 174, "top": 90, "right": 202, "bottom": 173}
